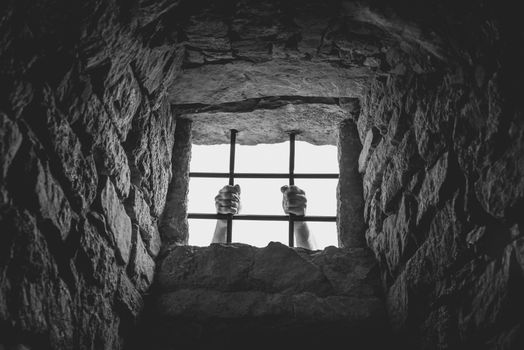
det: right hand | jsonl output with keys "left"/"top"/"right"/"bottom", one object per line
{"left": 215, "top": 184, "right": 241, "bottom": 215}
{"left": 281, "top": 185, "right": 307, "bottom": 216}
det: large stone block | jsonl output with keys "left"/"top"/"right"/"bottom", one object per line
{"left": 115, "top": 272, "right": 144, "bottom": 319}
{"left": 358, "top": 128, "right": 379, "bottom": 174}
{"left": 380, "top": 131, "right": 422, "bottom": 214}
{"left": 134, "top": 45, "right": 184, "bottom": 95}
{"left": 76, "top": 217, "right": 119, "bottom": 291}
{"left": 99, "top": 178, "right": 132, "bottom": 265}
{"left": 1, "top": 210, "right": 74, "bottom": 349}
{"left": 0, "top": 113, "right": 22, "bottom": 180}
{"left": 152, "top": 243, "right": 386, "bottom": 348}
{"left": 104, "top": 64, "right": 141, "bottom": 141}
{"left": 310, "top": 246, "right": 382, "bottom": 298}
{"left": 126, "top": 97, "right": 176, "bottom": 217}
{"left": 458, "top": 243, "right": 524, "bottom": 340}
{"left": 35, "top": 98, "right": 99, "bottom": 211}
{"left": 159, "top": 119, "right": 191, "bottom": 245}
{"left": 251, "top": 242, "right": 332, "bottom": 295}
{"left": 473, "top": 118, "right": 524, "bottom": 218}
{"left": 382, "top": 195, "right": 417, "bottom": 275}
{"left": 157, "top": 244, "right": 256, "bottom": 293}
{"left": 126, "top": 185, "right": 161, "bottom": 257}
{"left": 412, "top": 77, "right": 452, "bottom": 166}
{"left": 337, "top": 119, "right": 366, "bottom": 248}
{"left": 127, "top": 225, "right": 155, "bottom": 293}
{"left": 416, "top": 152, "right": 451, "bottom": 226}
{"left": 8, "top": 143, "right": 72, "bottom": 240}
{"left": 362, "top": 137, "right": 393, "bottom": 202}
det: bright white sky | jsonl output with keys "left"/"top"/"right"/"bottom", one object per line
{"left": 188, "top": 141, "right": 339, "bottom": 249}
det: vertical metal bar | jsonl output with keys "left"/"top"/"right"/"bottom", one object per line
{"left": 227, "top": 130, "right": 237, "bottom": 243}
{"left": 288, "top": 133, "right": 295, "bottom": 247}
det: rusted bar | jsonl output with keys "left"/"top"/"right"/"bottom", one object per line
{"left": 227, "top": 130, "right": 237, "bottom": 243}
{"left": 288, "top": 133, "right": 295, "bottom": 247}
{"left": 189, "top": 172, "right": 339, "bottom": 179}
{"left": 188, "top": 213, "right": 336, "bottom": 222}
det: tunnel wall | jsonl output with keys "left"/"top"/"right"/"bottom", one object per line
{"left": 0, "top": 1, "right": 182, "bottom": 348}
{"left": 359, "top": 48, "right": 524, "bottom": 348}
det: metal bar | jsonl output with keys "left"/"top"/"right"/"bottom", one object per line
{"left": 288, "top": 134, "right": 295, "bottom": 247}
{"left": 190, "top": 172, "right": 339, "bottom": 179}
{"left": 227, "top": 130, "right": 237, "bottom": 243}
{"left": 188, "top": 213, "right": 336, "bottom": 222}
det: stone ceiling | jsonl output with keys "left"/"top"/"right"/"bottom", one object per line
{"left": 167, "top": 0, "right": 445, "bottom": 145}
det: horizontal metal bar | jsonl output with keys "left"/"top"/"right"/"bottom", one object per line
{"left": 190, "top": 172, "right": 339, "bottom": 179}
{"left": 188, "top": 213, "right": 336, "bottom": 222}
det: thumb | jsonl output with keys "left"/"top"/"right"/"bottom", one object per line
{"left": 234, "top": 184, "right": 241, "bottom": 194}
{"left": 280, "top": 185, "right": 289, "bottom": 194}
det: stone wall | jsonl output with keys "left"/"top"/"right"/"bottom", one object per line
{"left": 359, "top": 19, "right": 524, "bottom": 348}
{"left": 139, "top": 242, "right": 387, "bottom": 349}
{"left": 0, "top": 1, "right": 182, "bottom": 348}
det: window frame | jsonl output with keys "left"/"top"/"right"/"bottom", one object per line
{"left": 187, "top": 130, "right": 338, "bottom": 247}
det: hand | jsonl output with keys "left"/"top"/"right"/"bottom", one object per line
{"left": 215, "top": 184, "right": 241, "bottom": 215}
{"left": 281, "top": 185, "right": 307, "bottom": 216}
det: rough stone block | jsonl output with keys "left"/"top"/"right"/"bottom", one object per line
{"left": 44, "top": 105, "right": 98, "bottom": 211}
{"left": 104, "top": 64, "right": 141, "bottom": 141}
{"left": 126, "top": 185, "right": 161, "bottom": 257}
{"left": 99, "top": 178, "right": 132, "bottom": 265}
{"left": 382, "top": 195, "right": 416, "bottom": 275}
{"left": 153, "top": 242, "right": 386, "bottom": 346}
{"left": 416, "top": 152, "right": 450, "bottom": 226}
{"left": 358, "top": 128, "right": 378, "bottom": 173}
{"left": 412, "top": 80, "right": 449, "bottom": 166}
{"left": 128, "top": 225, "right": 155, "bottom": 293}
{"left": 159, "top": 118, "right": 191, "bottom": 245}
{"left": 458, "top": 244, "right": 524, "bottom": 338}
{"left": 310, "top": 246, "right": 382, "bottom": 298}
{"left": 338, "top": 119, "right": 366, "bottom": 248}
{"left": 363, "top": 137, "right": 392, "bottom": 202}
{"left": 8, "top": 143, "right": 72, "bottom": 240}
{"left": 157, "top": 243, "right": 256, "bottom": 293}
{"left": 33, "top": 157, "right": 73, "bottom": 240}
{"left": 380, "top": 131, "right": 422, "bottom": 214}
{"left": 474, "top": 120, "right": 524, "bottom": 218}
{"left": 134, "top": 45, "right": 183, "bottom": 95}
{"left": 386, "top": 270, "right": 408, "bottom": 333}
{"left": 77, "top": 218, "right": 119, "bottom": 291}
{"left": 0, "top": 113, "right": 22, "bottom": 180}
{"left": 97, "top": 120, "right": 131, "bottom": 199}
{"left": 115, "top": 272, "right": 144, "bottom": 319}
{"left": 1, "top": 210, "right": 74, "bottom": 349}
{"left": 126, "top": 97, "right": 176, "bottom": 217}
{"left": 251, "top": 242, "right": 332, "bottom": 295}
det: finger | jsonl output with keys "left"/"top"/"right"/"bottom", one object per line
{"left": 216, "top": 192, "right": 240, "bottom": 201}
{"left": 219, "top": 185, "right": 241, "bottom": 194}
{"left": 216, "top": 199, "right": 240, "bottom": 207}
{"left": 288, "top": 185, "right": 305, "bottom": 195}
{"left": 216, "top": 204, "right": 238, "bottom": 214}
{"left": 285, "top": 194, "right": 307, "bottom": 203}
{"left": 287, "top": 194, "right": 307, "bottom": 202}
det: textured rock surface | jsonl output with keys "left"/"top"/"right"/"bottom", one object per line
{"left": 337, "top": 120, "right": 366, "bottom": 248}
{"left": 360, "top": 29, "right": 524, "bottom": 347}
{"left": 1, "top": 0, "right": 523, "bottom": 349}
{"left": 159, "top": 119, "right": 192, "bottom": 245}
{"left": 0, "top": 0, "right": 183, "bottom": 347}
{"left": 143, "top": 242, "right": 387, "bottom": 348}
{"left": 170, "top": 61, "right": 371, "bottom": 105}
{"left": 183, "top": 101, "right": 354, "bottom": 145}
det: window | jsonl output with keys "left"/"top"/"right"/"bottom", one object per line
{"left": 188, "top": 130, "right": 338, "bottom": 249}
